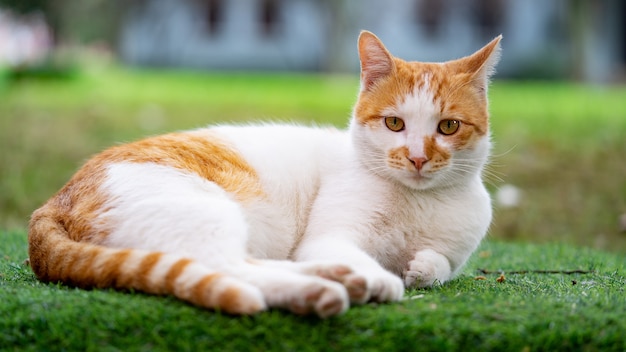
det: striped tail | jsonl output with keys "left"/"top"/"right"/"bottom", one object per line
{"left": 27, "top": 205, "right": 266, "bottom": 314}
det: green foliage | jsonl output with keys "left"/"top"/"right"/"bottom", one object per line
{"left": 1, "top": 230, "right": 624, "bottom": 351}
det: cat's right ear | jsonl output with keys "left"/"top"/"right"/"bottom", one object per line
{"left": 358, "top": 31, "right": 394, "bottom": 92}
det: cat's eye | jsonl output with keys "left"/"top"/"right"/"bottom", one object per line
{"left": 438, "top": 120, "right": 460, "bottom": 135}
{"left": 384, "top": 117, "right": 405, "bottom": 132}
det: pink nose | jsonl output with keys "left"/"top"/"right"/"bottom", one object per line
{"left": 409, "top": 157, "right": 428, "bottom": 171}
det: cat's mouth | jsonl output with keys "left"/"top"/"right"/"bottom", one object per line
{"left": 408, "top": 169, "right": 432, "bottom": 182}
{"left": 412, "top": 173, "right": 430, "bottom": 182}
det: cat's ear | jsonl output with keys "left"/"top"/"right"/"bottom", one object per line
{"left": 454, "top": 35, "right": 502, "bottom": 94}
{"left": 358, "top": 31, "right": 395, "bottom": 92}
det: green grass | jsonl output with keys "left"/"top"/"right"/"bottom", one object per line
{"left": 487, "top": 83, "right": 626, "bottom": 250}
{"left": 1, "top": 66, "right": 625, "bottom": 251}
{"left": 1, "top": 230, "right": 624, "bottom": 351}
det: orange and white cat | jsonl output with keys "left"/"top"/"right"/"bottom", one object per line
{"left": 29, "top": 31, "right": 501, "bottom": 318}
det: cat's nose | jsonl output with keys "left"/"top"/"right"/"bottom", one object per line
{"left": 408, "top": 156, "right": 429, "bottom": 171}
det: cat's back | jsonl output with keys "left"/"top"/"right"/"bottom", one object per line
{"left": 213, "top": 123, "right": 350, "bottom": 193}
{"left": 88, "top": 122, "right": 349, "bottom": 201}
{"left": 31, "top": 123, "right": 350, "bottom": 257}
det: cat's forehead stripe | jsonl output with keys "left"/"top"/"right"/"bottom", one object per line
{"left": 394, "top": 72, "right": 439, "bottom": 121}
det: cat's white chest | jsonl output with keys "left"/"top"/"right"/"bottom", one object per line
{"left": 326, "top": 172, "right": 492, "bottom": 276}
{"left": 396, "top": 179, "right": 492, "bottom": 274}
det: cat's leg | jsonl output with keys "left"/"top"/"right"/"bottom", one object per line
{"left": 169, "top": 200, "right": 351, "bottom": 317}
{"left": 252, "top": 258, "right": 353, "bottom": 280}
{"left": 226, "top": 263, "right": 349, "bottom": 318}
{"left": 294, "top": 238, "right": 405, "bottom": 304}
{"left": 404, "top": 249, "right": 452, "bottom": 287}
{"left": 106, "top": 194, "right": 349, "bottom": 317}
{"left": 103, "top": 196, "right": 272, "bottom": 313}
{"left": 249, "top": 258, "right": 370, "bottom": 303}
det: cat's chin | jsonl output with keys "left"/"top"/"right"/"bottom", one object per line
{"left": 392, "top": 169, "right": 460, "bottom": 191}
{"left": 394, "top": 172, "right": 438, "bottom": 191}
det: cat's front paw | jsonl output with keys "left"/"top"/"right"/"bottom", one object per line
{"left": 404, "top": 249, "right": 452, "bottom": 288}
{"left": 290, "top": 262, "right": 403, "bottom": 304}
{"left": 287, "top": 261, "right": 403, "bottom": 304}
{"left": 289, "top": 280, "right": 349, "bottom": 318}
{"left": 342, "top": 270, "right": 404, "bottom": 304}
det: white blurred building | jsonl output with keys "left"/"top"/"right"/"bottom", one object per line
{"left": 119, "top": 0, "right": 625, "bottom": 82}
{"left": 0, "top": 9, "right": 52, "bottom": 67}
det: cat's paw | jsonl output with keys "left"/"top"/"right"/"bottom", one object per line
{"left": 365, "top": 271, "right": 405, "bottom": 303}
{"left": 291, "top": 263, "right": 374, "bottom": 305}
{"left": 302, "top": 263, "right": 355, "bottom": 282}
{"left": 404, "top": 249, "right": 452, "bottom": 288}
{"left": 210, "top": 277, "right": 268, "bottom": 315}
{"left": 305, "top": 264, "right": 403, "bottom": 304}
{"left": 278, "top": 261, "right": 403, "bottom": 304}
{"left": 288, "top": 280, "right": 349, "bottom": 318}
{"left": 341, "top": 270, "right": 404, "bottom": 304}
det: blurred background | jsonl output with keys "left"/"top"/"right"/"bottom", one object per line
{"left": 1, "top": 0, "right": 625, "bottom": 252}
{"left": 2, "top": 0, "right": 626, "bottom": 80}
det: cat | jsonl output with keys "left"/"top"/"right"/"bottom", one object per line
{"left": 28, "top": 31, "right": 501, "bottom": 318}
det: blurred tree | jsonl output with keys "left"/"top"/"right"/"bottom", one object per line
{"left": 0, "top": 0, "right": 65, "bottom": 43}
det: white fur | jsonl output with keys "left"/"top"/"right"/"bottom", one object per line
{"left": 100, "top": 162, "right": 250, "bottom": 265}
{"left": 98, "top": 114, "right": 491, "bottom": 310}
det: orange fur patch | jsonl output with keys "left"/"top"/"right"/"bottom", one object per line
{"left": 97, "top": 249, "right": 133, "bottom": 288}
{"left": 35, "top": 130, "right": 263, "bottom": 245}
{"left": 135, "top": 252, "right": 164, "bottom": 291}
{"left": 387, "top": 146, "right": 411, "bottom": 170}
{"left": 100, "top": 131, "right": 265, "bottom": 203}
{"left": 423, "top": 135, "right": 451, "bottom": 170}
{"left": 356, "top": 61, "right": 489, "bottom": 138}
{"left": 164, "top": 258, "right": 193, "bottom": 293}
{"left": 192, "top": 274, "right": 222, "bottom": 304}
{"left": 28, "top": 129, "right": 264, "bottom": 314}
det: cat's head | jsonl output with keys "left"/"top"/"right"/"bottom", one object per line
{"left": 350, "top": 31, "right": 501, "bottom": 190}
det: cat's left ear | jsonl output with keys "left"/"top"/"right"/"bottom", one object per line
{"left": 454, "top": 35, "right": 502, "bottom": 94}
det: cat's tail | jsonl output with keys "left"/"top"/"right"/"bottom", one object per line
{"left": 27, "top": 204, "right": 267, "bottom": 314}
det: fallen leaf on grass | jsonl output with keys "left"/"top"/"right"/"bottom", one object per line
{"left": 496, "top": 273, "right": 506, "bottom": 283}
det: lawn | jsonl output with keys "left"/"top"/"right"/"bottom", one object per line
{"left": 0, "top": 66, "right": 625, "bottom": 350}
{"left": 1, "top": 230, "right": 624, "bottom": 351}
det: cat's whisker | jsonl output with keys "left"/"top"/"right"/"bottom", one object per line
{"left": 490, "top": 144, "right": 518, "bottom": 158}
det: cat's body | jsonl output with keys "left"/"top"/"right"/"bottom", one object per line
{"left": 29, "top": 31, "right": 501, "bottom": 317}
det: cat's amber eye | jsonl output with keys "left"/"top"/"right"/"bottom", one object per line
{"left": 438, "top": 119, "right": 460, "bottom": 135}
{"left": 384, "top": 117, "right": 405, "bottom": 132}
